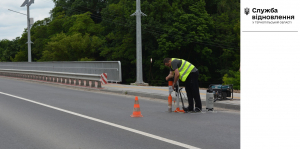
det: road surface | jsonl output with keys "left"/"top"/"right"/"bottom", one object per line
{"left": 0, "top": 77, "right": 240, "bottom": 149}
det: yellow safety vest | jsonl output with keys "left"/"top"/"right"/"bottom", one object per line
{"left": 171, "top": 58, "right": 195, "bottom": 82}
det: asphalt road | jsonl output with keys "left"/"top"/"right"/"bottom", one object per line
{"left": 0, "top": 76, "right": 240, "bottom": 149}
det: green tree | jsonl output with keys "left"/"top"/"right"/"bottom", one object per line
{"left": 6, "top": 0, "right": 240, "bottom": 87}
{"left": 0, "top": 37, "right": 21, "bottom": 62}
{"left": 222, "top": 70, "right": 240, "bottom": 90}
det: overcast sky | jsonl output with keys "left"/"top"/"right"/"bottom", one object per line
{"left": 0, "top": 0, "right": 55, "bottom": 40}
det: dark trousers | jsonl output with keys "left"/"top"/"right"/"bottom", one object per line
{"left": 185, "top": 71, "right": 202, "bottom": 110}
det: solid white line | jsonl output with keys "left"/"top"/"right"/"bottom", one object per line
{"left": 0, "top": 91, "right": 201, "bottom": 149}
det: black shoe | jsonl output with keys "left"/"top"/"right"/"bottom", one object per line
{"left": 183, "top": 107, "right": 189, "bottom": 112}
{"left": 183, "top": 107, "right": 193, "bottom": 113}
{"left": 194, "top": 107, "right": 202, "bottom": 112}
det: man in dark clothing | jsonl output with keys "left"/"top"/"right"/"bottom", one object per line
{"left": 164, "top": 58, "right": 202, "bottom": 112}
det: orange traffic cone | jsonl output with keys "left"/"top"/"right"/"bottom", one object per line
{"left": 130, "top": 96, "right": 143, "bottom": 117}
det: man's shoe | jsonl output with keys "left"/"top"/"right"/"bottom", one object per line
{"left": 195, "top": 107, "right": 202, "bottom": 112}
{"left": 183, "top": 107, "right": 189, "bottom": 112}
{"left": 183, "top": 107, "right": 193, "bottom": 113}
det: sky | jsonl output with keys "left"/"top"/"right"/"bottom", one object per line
{"left": 0, "top": 0, "right": 55, "bottom": 40}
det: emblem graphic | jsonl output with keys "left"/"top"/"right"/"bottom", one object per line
{"left": 245, "top": 7, "right": 250, "bottom": 15}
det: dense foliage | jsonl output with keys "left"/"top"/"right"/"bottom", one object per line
{"left": 0, "top": 0, "right": 240, "bottom": 89}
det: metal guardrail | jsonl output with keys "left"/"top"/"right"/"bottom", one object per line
{"left": 0, "top": 61, "right": 122, "bottom": 82}
{"left": 0, "top": 69, "right": 101, "bottom": 81}
{"left": 0, "top": 69, "right": 102, "bottom": 88}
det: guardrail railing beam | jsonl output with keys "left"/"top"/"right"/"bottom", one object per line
{"left": 0, "top": 69, "right": 102, "bottom": 88}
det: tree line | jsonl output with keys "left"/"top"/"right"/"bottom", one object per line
{"left": 0, "top": 0, "right": 240, "bottom": 89}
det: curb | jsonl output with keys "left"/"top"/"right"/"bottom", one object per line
{"left": 101, "top": 88, "right": 240, "bottom": 111}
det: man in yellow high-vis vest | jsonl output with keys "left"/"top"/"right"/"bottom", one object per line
{"left": 164, "top": 58, "right": 202, "bottom": 112}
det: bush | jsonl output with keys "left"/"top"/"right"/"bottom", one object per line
{"left": 222, "top": 70, "right": 240, "bottom": 90}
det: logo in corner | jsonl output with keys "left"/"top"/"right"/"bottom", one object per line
{"left": 244, "top": 7, "right": 250, "bottom": 15}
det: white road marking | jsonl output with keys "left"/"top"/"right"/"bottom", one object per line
{"left": 0, "top": 91, "right": 200, "bottom": 149}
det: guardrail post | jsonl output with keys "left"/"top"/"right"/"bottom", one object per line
{"left": 88, "top": 81, "right": 92, "bottom": 88}
{"left": 95, "top": 81, "right": 101, "bottom": 88}
{"left": 60, "top": 78, "right": 63, "bottom": 83}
